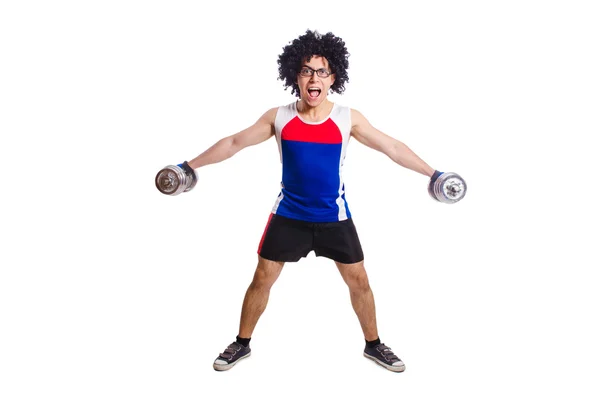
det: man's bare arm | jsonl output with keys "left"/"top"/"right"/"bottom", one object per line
{"left": 187, "top": 107, "right": 277, "bottom": 169}
{"left": 350, "top": 109, "right": 435, "bottom": 177}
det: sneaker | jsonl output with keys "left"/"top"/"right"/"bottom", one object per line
{"left": 213, "top": 341, "right": 251, "bottom": 371}
{"left": 363, "top": 343, "right": 405, "bottom": 372}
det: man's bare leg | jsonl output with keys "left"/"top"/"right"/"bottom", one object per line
{"left": 336, "top": 260, "right": 405, "bottom": 372}
{"left": 335, "top": 260, "right": 378, "bottom": 341}
{"left": 214, "top": 255, "right": 284, "bottom": 371}
{"left": 238, "top": 255, "right": 285, "bottom": 338}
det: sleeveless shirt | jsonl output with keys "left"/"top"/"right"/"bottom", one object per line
{"left": 271, "top": 102, "right": 353, "bottom": 222}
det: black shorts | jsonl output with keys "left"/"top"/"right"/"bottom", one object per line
{"left": 257, "top": 213, "right": 364, "bottom": 264}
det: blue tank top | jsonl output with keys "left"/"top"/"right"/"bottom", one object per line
{"left": 271, "top": 102, "right": 352, "bottom": 222}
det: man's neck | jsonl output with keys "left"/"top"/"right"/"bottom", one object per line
{"left": 296, "top": 100, "right": 334, "bottom": 122}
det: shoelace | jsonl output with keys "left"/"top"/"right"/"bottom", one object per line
{"left": 378, "top": 344, "right": 400, "bottom": 363}
{"left": 219, "top": 342, "right": 242, "bottom": 360}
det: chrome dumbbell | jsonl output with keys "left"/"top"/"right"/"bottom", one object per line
{"left": 428, "top": 172, "right": 467, "bottom": 204}
{"left": 155, "top": 161, "right": 197, "bottom": 196}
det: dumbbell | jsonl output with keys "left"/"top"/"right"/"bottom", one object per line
{"left": 155, "top": 161, "right": 197, "bottom": 196}
{"left": 428, "top": 171, "right": 467, "bottom": 204}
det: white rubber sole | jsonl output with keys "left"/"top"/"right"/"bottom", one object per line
{"left": 363, "top": 352, "right": 406, "bottom": 372}
{"left": 213, "top": 352, "right": 251, "bottom": 371}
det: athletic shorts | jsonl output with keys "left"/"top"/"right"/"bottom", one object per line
{"left": 257, "top": 213, "right": 364, "bottom": 264}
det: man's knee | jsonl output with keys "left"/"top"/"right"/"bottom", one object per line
{"left": 250, "top": 256, "right": 283, "bottom": 290}
{"left": 251, "top": 267, "right": 275, "bottom": 289}
{"left": 338, "top": 261, "right": 371, "bottom": 292}
{"left": 348, "top": 272, "right": 371, "bottom": 293}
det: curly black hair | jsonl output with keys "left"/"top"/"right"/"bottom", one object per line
{"left": 277, "top": 30, "right": 350, "bottom": 98}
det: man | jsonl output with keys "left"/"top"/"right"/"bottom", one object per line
{"left": 182, "top": 30, "right": 440, "bottom": 372}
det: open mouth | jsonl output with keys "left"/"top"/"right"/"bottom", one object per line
{"left": 308, "top": 87, "right": 321, "bottom": 98}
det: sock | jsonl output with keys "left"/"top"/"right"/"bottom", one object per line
{"left": 366, "top": 337, "right": 381, "bottom": 348}
{"left": 236, "top": 335, "right": 251, "bottom": 347}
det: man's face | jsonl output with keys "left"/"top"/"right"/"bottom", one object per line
{"left": 296, "top": 56, "right": 335, "bottom": 107}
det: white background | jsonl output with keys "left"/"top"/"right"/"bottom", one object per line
{"left": 1, "top": 0, "right": 599, "bottom": 396}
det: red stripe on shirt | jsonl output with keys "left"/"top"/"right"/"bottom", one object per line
{"left": 281, "top": 117, "right": 342, "bottom": 144}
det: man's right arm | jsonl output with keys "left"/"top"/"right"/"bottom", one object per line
{"left": 187, "top": 107, "right": 277, "bottom": 169}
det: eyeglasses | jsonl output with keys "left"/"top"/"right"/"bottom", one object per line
{"left": 298, "top": 66, "right": 332, "bottom": 78}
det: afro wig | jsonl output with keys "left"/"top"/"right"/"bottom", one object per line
{"left": 277, "top": 30, "right": 350, "bottom": 98}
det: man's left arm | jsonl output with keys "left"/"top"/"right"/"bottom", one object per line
{"left": 350, "top": 108, "right": 436, "bottom": 177}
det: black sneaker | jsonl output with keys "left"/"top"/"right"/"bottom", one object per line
{"left": 363, "top": 343, "right": 405, "bottom": 372}
{"left": 213, "top": 341, "right": 251, "bottom": 371}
